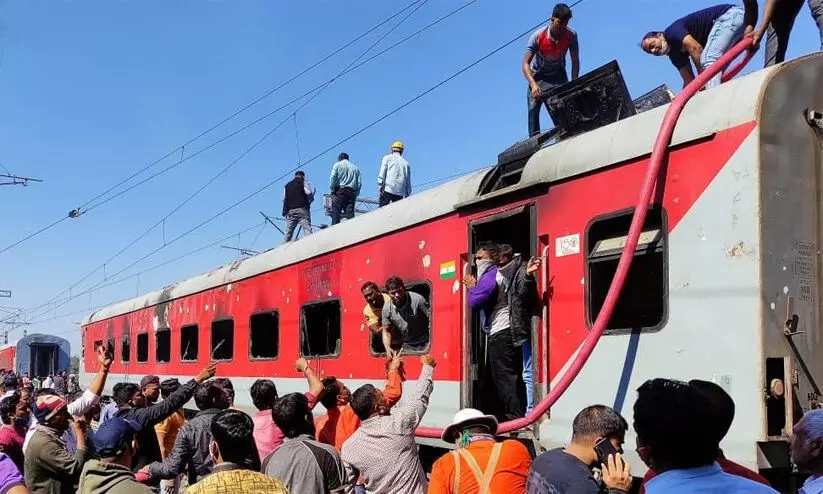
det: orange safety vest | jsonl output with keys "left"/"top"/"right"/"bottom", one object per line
{"left": 450, "top": 442, "right": 503, "bottom": 494}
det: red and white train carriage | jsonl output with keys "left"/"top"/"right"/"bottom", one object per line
{"left": 82, "top": 52, "right": 823, "bottom": 478}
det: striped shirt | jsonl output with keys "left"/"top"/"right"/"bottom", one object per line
{"left": 341, "top": 365, "right": 434, "bottom": 494}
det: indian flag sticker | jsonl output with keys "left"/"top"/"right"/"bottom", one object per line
{"left": 440, "top": 261, "right": 456, "bottom": 279}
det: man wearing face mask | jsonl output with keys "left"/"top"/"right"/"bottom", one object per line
{"left": 77, "top": 418, "right": 152, "bottom": 494}
{"left": 527, "top": 405, "right": 632, "bottom": 494}
{"left": 187, "top": 410, "right": 287, "bottom": 494}
{"left": 0, "top": 392, "right": 30, "bottom": 472}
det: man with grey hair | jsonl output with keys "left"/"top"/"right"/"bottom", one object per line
{"left": 791, "top": 409, "right": 823, "bottom": 493}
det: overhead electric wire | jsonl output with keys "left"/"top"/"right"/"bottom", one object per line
{"left": 22, "top": 7, "right": 558, "bottom": 333}
{"left": 20, "top": 0, "right": 433, "bottom": 324}
{"left": 0, "top": 0, "right": 478, "bottom": 254}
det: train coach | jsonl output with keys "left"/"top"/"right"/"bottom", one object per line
{"left": 0, "top": 333, "right": 71, "bottom": 377}
{"left": 81, "top": 52, "right": 823, "bottom": 479}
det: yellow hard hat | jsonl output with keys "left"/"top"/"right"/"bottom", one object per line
{"left": 390, "top": 140, "right": 405, "bottom": 150}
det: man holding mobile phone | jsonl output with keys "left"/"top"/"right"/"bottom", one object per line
{"left": 527, "top": 405, "right": 633, "bottom": 493}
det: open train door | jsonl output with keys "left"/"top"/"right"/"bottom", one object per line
{"left": 465, "top": 204, "right": 539, "bottom": 442}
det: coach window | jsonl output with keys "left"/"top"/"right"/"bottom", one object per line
{"left": 121, "top": 334, "right": 130, "bottom": 363}
{"left": 211, "top": 319, "right": 234, "bottom": 361}
{"left": 156, "top": 329, "right": 171, "bottom": 363}
{"left": 370, "top": 281, "right": 432, "bottom": 355}
{"left": 301, "top": 299, "right": 341, "bottom": 358}
{"left": 181, "top": 324, "right": 199, "bottom": 361}
{"left": 250, "top": 310, "right": 279, "bottom": 360}
{"left": 586, "top": 206, "right": 668, "bottom": 334}
{"left": 93, "top": 340, "right": 103, "bottom": 352}
{"left": 136, "top": 333, "right": 149, "bottom": 363}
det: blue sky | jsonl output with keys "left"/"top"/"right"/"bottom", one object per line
{"left": 0, "top": 0, "right": 820, "bottom": 353}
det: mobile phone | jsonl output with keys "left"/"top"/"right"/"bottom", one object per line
{"left": 594, "top": 438, "right": 619, "bottom": 465}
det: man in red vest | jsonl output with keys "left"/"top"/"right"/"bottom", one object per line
{"left": 522, "top": 3, "right": 580, "bottom": 137}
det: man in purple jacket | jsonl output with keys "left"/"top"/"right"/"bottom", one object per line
{"left": 464, "top": 244, "right": 526, "bottom": 421}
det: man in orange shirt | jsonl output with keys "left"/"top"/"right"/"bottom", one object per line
{"left": 315, "top": 354, "right": 404, "bottom": 451}
{"left": 429, "top": 408, "right": 531, "bottom": 494}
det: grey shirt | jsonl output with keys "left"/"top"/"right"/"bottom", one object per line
{"left": 262, "top": 434, "right": 346, "bottom": 494}
{"left": 381, "top": 292, "right": 430, "bottom": 349}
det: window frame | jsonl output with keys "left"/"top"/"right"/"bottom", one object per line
{"left": 368, "top": 280, "right": 433, "bottom": 357}
{"left": 155, "top": 328, "right": 171, "bottom": 364}
{"left": 249, "top": 309, "right": 280, "bottom": 361}
{"left": 210, "top": 318, "right": 235, "bottom": 362}
{"left": 583, "top": 206, "right": 669, "bottom": 335}
{"left": 180, "top": 323, "right": 200, "bottom": 363}
{"left": 121, "top": 332, "right": 131, "bottom": 363}
{"left": 136, "top": 332, "right": 150, "bottom": 363}
{"left": 299, "top": 298, "right": 342, "bottom": 360}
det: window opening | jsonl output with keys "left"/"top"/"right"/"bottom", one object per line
{"left": 121, "top": 334, "right": 130, "bottom": 362}
{"left": 211, "top": 319, "right": 234, "bottom": 361}
{"left": 156, "top": 329, "right": 171, "bottom": 363}
{"left": 369, "top": 282, "right": 433, "bottom": 356}
{"left": 136, "top": 333, "right": 149, "bottom": 363}
{"left": 301, "top": 300, "right": 341, "bottom": 358}
{"left": 250, "top": 311, "right": 279, "bottom": 360}
{"left": 586, "top": 207, "right": 667, "bottom": 333}
{"left": 181, "top": 324, "right": 199, "bottom": 361}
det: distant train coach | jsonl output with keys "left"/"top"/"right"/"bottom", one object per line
{"left": 0, "top": 334, "right": 71, "bottom": 376}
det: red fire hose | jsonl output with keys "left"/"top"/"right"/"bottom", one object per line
{"left": 416, "top": 37, "right": 756, "bottom": 439}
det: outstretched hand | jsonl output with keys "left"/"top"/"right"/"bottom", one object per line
{"left": 194, "top": 363, "right": 217, "bottom": 383}
{"left": 96, "top": 345, "right": 113, "bottom": 370}
{"left": 295, "top": 357, "right": 310, "bottom": 373}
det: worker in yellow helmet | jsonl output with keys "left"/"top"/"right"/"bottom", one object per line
{"left": 378, "top": 141, "right": 411, "bottom": 207}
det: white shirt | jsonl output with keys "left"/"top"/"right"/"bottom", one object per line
{"left": 489, "top": 271, "right": 510, "bottom": 335}
{"left": 43, "top": 377, "right": 53, "bottom": 388}
{"left": 23, "top": 389, "right": 100, "bottom": 453}
{"left": 378, "top": 152, "right": 411, "bottom": 197}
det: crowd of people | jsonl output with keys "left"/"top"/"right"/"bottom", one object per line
{"left": 281, "top": 140, "right": 412, "bottom": 242}
{"left": 0, "top": 344, "right": 821, "bottom": 493}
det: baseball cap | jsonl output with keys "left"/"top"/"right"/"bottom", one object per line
{"left": 94, "top": 418, "right": 142, "bottom": 457}
{"left": 139, "top": 375, "right": 160, "bottom": 388}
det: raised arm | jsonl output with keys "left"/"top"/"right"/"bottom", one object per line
{"left": 397, "top": 355, "right": 435, "bottom": 431}
{"left": 68, "top": 346, "right": 111, "bottom": 416}
{"left": 295, "top": 358, "right": 323, "bottom": 399}
{"left": 383, "top": 354, "right": 404, "bottom": 408}
{"left": 133, "top": 363, "right": 215, "bottom": 426}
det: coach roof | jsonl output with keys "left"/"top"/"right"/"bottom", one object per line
{"left": 82, "top": 62, "right": 778, "bottom": 326}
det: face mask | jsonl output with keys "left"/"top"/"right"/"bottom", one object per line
{"left": 476, "top": 259, "right": 494, "bottom": 277}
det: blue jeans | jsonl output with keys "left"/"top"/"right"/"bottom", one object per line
{"left": 354, "top": 485, "right": 366, "bottom": 494}
{"left": 522, "top": 340, "right": 533, "bottom": 414}
{"left": 701, "top": 6, "right": 746, "bottom": 88}
{"left": 526, "top": 72, "right": 568, "bottom": 136}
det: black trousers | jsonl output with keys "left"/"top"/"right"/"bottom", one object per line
{"left": 379, "top": 191, "right": 404, "bottom": 207}
{"left": 488, "top": 329, "right": 526, "bottom": 422}
{"left": 330, "top": 187, "right": 357, "bottom": 225}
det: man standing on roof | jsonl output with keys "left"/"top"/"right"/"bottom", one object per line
{"left": 641, "top": 3, "right": 758, "bottom": 89}
{"left": 282, "top": 171, "right": 314, "bottom": 243}
{"left": 378, "top": 141, "right": 411, "bottom": 207}
{"left": 522, "top": 3, "right": 580, "bottom": 137}
{"left": 750, "top": 0, "right": 823, "bottom": 66}
{"left": 329, "top": 152, "right": 362, "bottom": 226}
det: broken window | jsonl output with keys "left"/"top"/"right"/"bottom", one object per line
{"left": 181, "top": 324, "right": 199, "bottom": 361}
{"left": 301, "top": 300, "right": 341, "bottom": 358}
{"left": 136, "top": 333, "right": 149, "bottom": 363}
{"left": 121, "top": 334, "right": 130, "bottom": 362}
{"left": 156, "top": 329, "right": 171, "bottom": 363}
{"left": 250, "top": 311, "right": 279, "bottom": 360}
{"left": 369, "top": 282, "right": 432, "bottom": 355}
{"left": 586, "top": 207, "right": 668, "bottom": 334}
{"left": 211, "top": 319, "right": 234, "bottom": 361}
{"left": 93, "top": 340, "right": 103, "bottom": 352}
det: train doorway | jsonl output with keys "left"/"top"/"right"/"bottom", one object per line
{"left": 30, "top": 343, "right": 58, "bottom": 377}
{"left": 467, "top": 204, "right": 536, "bottom": 418}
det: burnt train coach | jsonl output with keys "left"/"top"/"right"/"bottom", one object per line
{"left": 0, "top": 333, "right": 71, "bottom": 377}
{"left": 81, "top": 53, "right": 823, "bottom": 476}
